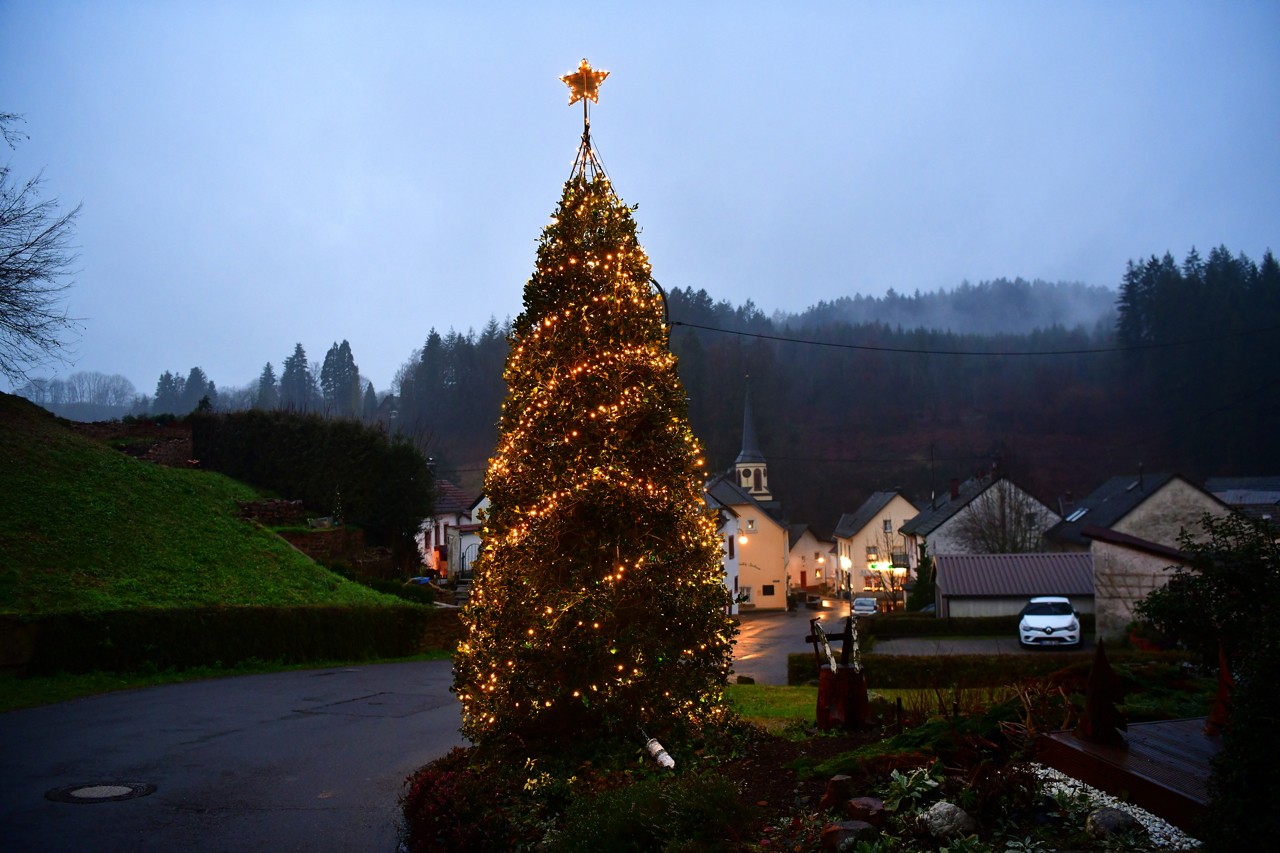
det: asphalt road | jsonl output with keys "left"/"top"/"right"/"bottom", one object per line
{"left": 0, "top": 660, "right": 466, "bottom": 853}
{"left": 732, "top": 601, "right": 851, "bottom": 686}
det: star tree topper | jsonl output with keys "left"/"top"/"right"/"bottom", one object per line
{"left": 560, "top": 58, "right": 609, "bottom": 105}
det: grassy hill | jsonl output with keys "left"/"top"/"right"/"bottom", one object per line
{"left": 0, "top": 392, "right": 398, "bottom": 615}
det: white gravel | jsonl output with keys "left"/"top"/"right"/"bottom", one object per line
{"left": 1031, "top": 763, "right": 1201, "bottom": 849}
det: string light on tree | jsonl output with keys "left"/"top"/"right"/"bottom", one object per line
{"left": 452, "top": 60, "right": 736, "bottom": 749}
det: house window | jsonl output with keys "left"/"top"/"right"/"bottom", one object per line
{"left": 883, "top": 519, "right": 893, "bottom": 533}
{"left": 866, "top": 546, "right": 878, "bottom": 559}
{"left": 739, "top": 586, "right": 753, "bottom": 604}
{"left": 761, "top": 584, "right": 775, "bottom": 596}
{"left": 746, "top": 518, "right": 757, "bottom": 532}
{"left": 727, "top": 535, "right": 735, "bottom": 559}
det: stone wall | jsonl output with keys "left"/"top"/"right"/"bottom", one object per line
{"left": 277, "top": 527, "right": 366, "bottom": 568}
{"left": 237, "top": 499, "right": 306, "bottom": 526}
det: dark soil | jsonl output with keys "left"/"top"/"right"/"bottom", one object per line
{"left": 719, "top": 729, "right": 884, "bottom": 844}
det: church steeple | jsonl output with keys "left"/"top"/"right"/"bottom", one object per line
{"left": 734, "top": 382, "right": 771, "bottom": 499}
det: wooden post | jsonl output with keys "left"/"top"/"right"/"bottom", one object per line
{"left": 816, "top": 663, "right": 872, "bottom": 731}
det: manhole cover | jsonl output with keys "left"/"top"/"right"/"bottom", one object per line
{"left": 45, "top": 782, "right": 156, "bottom": 804}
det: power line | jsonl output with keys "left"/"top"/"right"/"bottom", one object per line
{"left": 670, "top": 320, "right": 1280, "bottom": 357}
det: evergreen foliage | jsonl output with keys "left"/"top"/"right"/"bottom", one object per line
{"left": 1116, "top": 245, "right": 1280, "bottom": 473}
{"left": 320, "top": 339, "right": 361, "bottom": 417}
{"left": 452, "top": 172, "right": 735, "bottom": 749}
{"left": 279, "top": 342, "right": 318, "bottom": 411}
{"left": 255, "top": 362, "right": 278, "bottom": 409}
{"left": 190, "top": 408, "right": 435, "bottom": 556}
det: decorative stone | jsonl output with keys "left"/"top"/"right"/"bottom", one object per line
{"left": 1086, "top": 807, "right": 1147, "bottom": 840}
{"left": 923, "top": 801, "right": 978, "bottom": 838}
{"left": 845, "top": 796, "right": 886, "bottom": 827}
{"left": 818, "top": 775, "right": 854, "bottom": 813}
{"left": 820, "top": 821, "right": 879, "bottom": 852}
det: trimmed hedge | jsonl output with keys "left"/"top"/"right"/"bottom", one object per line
{"left": 10, "top": 605, "right": 462, "bottom": 676}
{"left": 786, "top": 650, "right": 1191, "bottom": 687}
{"left": 864, "top": 614, "right": 1095, "bottom": 638}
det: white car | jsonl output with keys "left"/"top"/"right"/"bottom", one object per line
{"left": 1018, "top": 597, "right": 1081, "bottom": 648}
{"left": 852, "top": 597, "right": 879, "bottom": 617}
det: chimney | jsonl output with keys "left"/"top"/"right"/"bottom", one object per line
{"left": 949, "top": 478, "right": 960, "bottom": 499}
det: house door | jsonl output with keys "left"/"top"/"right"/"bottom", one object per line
{"left": 800, "top": 570, "right": 807, "bottom": 588}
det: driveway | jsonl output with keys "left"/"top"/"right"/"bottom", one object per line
{"left": 0, "top": 660, "right": 465, "bottom": 853}
{"left": 873, "top": 636, "right": 1096, "bottom": 655}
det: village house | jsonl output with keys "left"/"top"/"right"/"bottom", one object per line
{"left": 417, "top": 480, "right": 481, "bottom": 577}
{"left": 1205, "top": 475, "right": 1280, "bottom": 523}
{"left": 704, "top": 490, "right": 741, "bottom": 615}
{"left": 898, "top": 472, "right": 1060, "bottom": 570}
{"left": 1043, "top": 473, "right": 1227, "bottom": 553}
{"left": 786, "top": 524, "right": 833, "bottom": 596}
{"left": 1042, "top": 473, "right": 1229, "bottom": 642}
{"left": 831, "top": 491, "right": 922, "bottom": 608}
{"left": 1080, "top": 525, "right": 1194, "bottom": 642}
{"left": 702, "top": 388, "right": 789, "bottom": 611}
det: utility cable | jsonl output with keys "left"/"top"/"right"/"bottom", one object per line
{"left": 669, "top": 320, "right": 1280, "bottom": 357}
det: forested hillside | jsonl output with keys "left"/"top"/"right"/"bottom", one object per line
{"left": 404, "top": 247, "right": 1277, "bottom": 534}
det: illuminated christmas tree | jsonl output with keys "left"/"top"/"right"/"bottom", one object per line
{"left": 453, "top": 61, "right": 735, "bottom": 749}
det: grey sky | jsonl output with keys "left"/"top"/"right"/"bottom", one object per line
{"left": 2, "top": 1, "right": 1277, "bottom": 394}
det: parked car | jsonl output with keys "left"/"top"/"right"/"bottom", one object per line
{"left": 852, "top": 597, "right": 879, "bottom": 617}
{"left": 1018, "top": 597, "right": 1081, "bottom": 648}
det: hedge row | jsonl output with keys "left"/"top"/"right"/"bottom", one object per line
{"left": 7, "top": 605, "right": 463, "bottom": 676}
{"left": 863, "top": 613, "right": 1095, "bottom": 638}
{"left": 786, "top": 649, "right": 1191, "bottom": 687}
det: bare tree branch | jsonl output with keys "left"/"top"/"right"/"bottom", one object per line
{"left": 951, "top": 479, "right": 1047, "bottom": 553}
{"left": 0, "top": 113, "right": 82, "bottom": 383}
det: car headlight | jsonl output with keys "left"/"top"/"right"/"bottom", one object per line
{"left": 1019, "top": 622, "right": 1029, "bottom": 632}
{"left": 1067, "top": 619, "right": 1078, "bottom": 632}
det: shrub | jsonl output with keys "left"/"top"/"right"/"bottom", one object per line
{"left": 785, "top": 650, "right": 1190, "bottom": 687}
{"left": 401, "top": 749, "right": 518, "bottom": 853}
{"left": 15, "top": 605, "right": 460, "bottom": 675}
{"left": 364, "top": 579, "right": 436, "bottom": 606}
{"left": 550, "top": 773, "right": 753, "bottom": 853}
{"left": 862, "top": 614, "right": 1094, "bottom": 638}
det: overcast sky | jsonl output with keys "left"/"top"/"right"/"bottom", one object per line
{"left": 2, "top": 1, "right": 1277, "bottom": 394}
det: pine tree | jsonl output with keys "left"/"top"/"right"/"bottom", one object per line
{"left": 153, "top": 370, "right": 184, "bottom": 414}
{"left": 280, "top": 343, "right": 316, "bottom": 411}
{"left": 255, "top": 362, "right": 279, "bottom": 409}
{"left": 180, "top": 366, "right": 215, "bottom": 413}
{"left": 453, "top": 130, "right": 734, "bottom": 750}
{"left": 320, "top": 340, "right": 360, "bottom": 417}
{"left": 362, "top": 380, "right": 378, "bottom": 420}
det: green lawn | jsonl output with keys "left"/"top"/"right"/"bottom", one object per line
{"left": 726, "top": 683, "right": 817, "bottom": 725}
{"left": 0, "top": 649, "right": 454, "bottom": 713}
{"left": 0, "top": 393, "right": 396, "bottom": 615}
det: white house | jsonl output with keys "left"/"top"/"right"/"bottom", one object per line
{"left": 786, "top": 524, "right": 833, "bottom": 594}
{"left": 702, "top": 388, "right": 790, "bottom": 610}
{"left": 899, "top": 473, "right": 1060, "bottom": 569}
{"left": 832, "top": 491, "right": 923, "bottom": 607}
{"left": 417, "top": 480, "right": 484, "bottom": 578}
